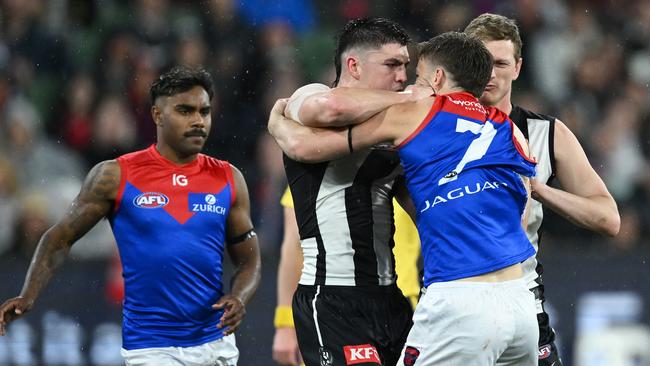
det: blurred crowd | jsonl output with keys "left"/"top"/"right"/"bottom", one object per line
{"left": 0, "top": 0, "right": 649, "bottom": 263}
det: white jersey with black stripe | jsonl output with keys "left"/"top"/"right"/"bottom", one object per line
{"left": 284, "top": 146, "right": 402, "bottom": 287}
{"left": 510, "top": 105, "right": 556, "bottom": 308}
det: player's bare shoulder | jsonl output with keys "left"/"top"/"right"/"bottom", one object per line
{"left": 81, "top": 160, "right": 121, "bottom": 202}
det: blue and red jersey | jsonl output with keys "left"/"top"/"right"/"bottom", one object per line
{"left": 109, "top": 145, "right": 235, "bottom": 350}
{"left": 397, "top": 92, "right": 537, "bottom": 286}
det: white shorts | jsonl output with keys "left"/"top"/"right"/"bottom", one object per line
{"left": 121, "top": 334, "right": 238, "bottom": 366}
{"left": 399, "top": 278, "right": 538, "bottom": 366}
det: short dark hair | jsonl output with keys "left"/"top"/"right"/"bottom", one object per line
{"left": 418, "top": 32, "right": 493, "bottom": 98}
{"left": 333, "top": 17, "right": 410, "bottom": 86}
{"left": 150, "top": 65, "right": 214, "bottom": 105}
{"left": 464, "top": 13, "right": 522, "bottom": 60}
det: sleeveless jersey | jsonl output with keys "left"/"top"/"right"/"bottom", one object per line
{"left": 110, "top": 145, "right": 236, "bottom": 350}
{"left": 284, "top": 147, "right": 402, "bottom": 287}
{"left": 279, "top": 187, "right": 421, "bottom": 297}
{"left": 397, "top": 92, "right": 536, "bottom": 286}
{"left": 510, "top": 105, "right": 556, "bottom": 308}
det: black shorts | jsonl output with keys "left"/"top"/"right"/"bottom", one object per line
{"left": 293, "top": 284, "right": 413, "bottom": 366}
{"left": 532, "top": 285, "right": 564, "bottom": 366}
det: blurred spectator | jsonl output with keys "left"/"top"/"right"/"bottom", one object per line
{"left": 10, "top": 192, "right": 50, "bottom": 260}
{"left": 1, "top": 95, "right": 84, "bottom": 190}
{"left": 0, "top": 156, "right": 19, "bottom": 256}
{"left": 86, "top": 95, "right": 137, "bottom": 167}
{"left": 57, "top": 73, "right": 96, "bottom": 155}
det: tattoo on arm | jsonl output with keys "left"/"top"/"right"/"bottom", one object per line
{"left": 20, "top": 161, "right": 120, "bottom": 301}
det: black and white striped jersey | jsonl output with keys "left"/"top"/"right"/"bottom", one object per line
{"left": 284, "top": 147, "right": 402, "bottom": 287}
{"left": 510, "top": 105, "right": 556, "bottom": 306}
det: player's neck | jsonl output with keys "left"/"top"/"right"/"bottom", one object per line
{"left": 337, "top": 75, "right": 362, "bottom": 88}
{"left": 155, "top": 143, "right": 198, "bottom": 165}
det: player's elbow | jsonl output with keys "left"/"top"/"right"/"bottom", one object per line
{"left": 308, "top": 95, "right": 349, "bottom": 127}
{"left": 284, "top": 137, "right": 321, "bottom": 163}
{"left": 600, "top": 211, "right": 621, "bottom": 237}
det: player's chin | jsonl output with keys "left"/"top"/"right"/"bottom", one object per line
{"left": 181, "top": 142, "right": 205, "bottom": 155}
{"left": 479, "top": 90, "right": 498, "bottom": 105}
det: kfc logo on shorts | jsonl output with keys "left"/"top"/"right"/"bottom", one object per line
{"left": 538, "top": 344, "right": 552, "bottom": 359}
{"left": 403, "top": 346, "right": 420, "bottom": 366}
{"left": 343, "top": 344, "right": 381, "bottom": 365}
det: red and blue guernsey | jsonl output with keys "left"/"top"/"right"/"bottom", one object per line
{"left": 109, "top": 145, "right": 236, "bottom": 350}
{"left": 397, "top": 92, "right": 537, "bottom": 286}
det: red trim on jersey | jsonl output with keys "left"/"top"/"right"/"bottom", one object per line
{"left": 113, "top": 158, "right": 127, "bottom": 213}
{"left": 147, "top": 144, "right": 200, "bottom": 169}
{"left": 486, "top": 106, "right": 507, "bottom": 124}
{"left": 508, "top": 116, "right": 537, "bottom": 163}
{"left": 397, "top": 96, "right": 443, "bottom": 149}
{"left": 225, "top": 163, "right": 236, "bottom": 206}
{"left": 486, "top": 106, "right": 535, "bottom": 163}
{"left": 439, "top": 92, "right": 488, "bottom": 121}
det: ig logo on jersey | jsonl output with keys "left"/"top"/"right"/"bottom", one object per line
{"left": 133, "top": 192, "right": 169, "bottom": 208}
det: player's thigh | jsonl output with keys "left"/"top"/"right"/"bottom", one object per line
{"left": 398, "top": 283, "right": 508, "bottom": 366}
{"left": 121, "top": 336, "right": 238, "bottom": 366}
{"left": 496, "top": 284, "right": 538, "bottom": 366}
{"left": 202, "top": 335, "right": 239, "bottom": 366}
{"left": 293, "top": 286, "right": 396, "bottom": 366}
{"left": 122, "top": 346, "right": 180, "bottom": 366}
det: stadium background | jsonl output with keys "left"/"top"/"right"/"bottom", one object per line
{"left": 0, "top": 0, "right": 648, "bottom": 365}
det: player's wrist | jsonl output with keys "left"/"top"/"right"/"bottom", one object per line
{"left": 274, "top": 305, "right": 294, "bottom": 328}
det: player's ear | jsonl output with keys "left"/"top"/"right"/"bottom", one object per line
{"left": 513, "top": 57, "right": 522, "bottom": 80}
{"left": 151, "top": 105, "right": 162, "bottom": 127}
{"left": 432, "top": 67, "right": 446, "bottom": 93}
{"left": 346, "top": 55, "right": 361, "bottom": 80}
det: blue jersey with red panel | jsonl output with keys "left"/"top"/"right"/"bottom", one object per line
{"left": 109, "top": 145, "right": 236, "bottom": 350}
{"left": 397, "top": 92, "right": 537, "bottom": 286}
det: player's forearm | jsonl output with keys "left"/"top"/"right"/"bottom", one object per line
{"left": 533, "top": 185, "right": 620, "bottom": 236}
{"left": 300, "top": 88, "right": 412, "bottom": 127}
{"left": 19, "top": 227, "right": 73, "bottom": 302}
{"left": 269, "top": 118, "right": 349, "bottom": 163}
{"left": 229, "top": 248, "right": 261, "bottom": 305}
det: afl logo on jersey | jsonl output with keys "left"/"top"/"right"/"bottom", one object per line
{"left": 133, "top": 192, "right": 169, "bottom": 208}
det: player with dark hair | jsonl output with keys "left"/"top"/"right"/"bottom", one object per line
{"left": 0, "top": 65, "right": 261, "bottom": 366}
{"left": 465, "top": 13, "right": 620, "bottom": 366}
{"left": 274, "top": 17, "right": 430, "bottom": 366}
{"left": 269, "top": 31, "right": 540, "bottom": 365}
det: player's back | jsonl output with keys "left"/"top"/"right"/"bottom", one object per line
{"left": 397, "top": 92, "right": 536, "bottom": 286}
{"left": 110, "top": 145, "right": 235, "bottom": 349}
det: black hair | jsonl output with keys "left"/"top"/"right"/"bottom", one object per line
{"left": 149, "top": 65, "right": 214, "bottom": 105}
{"left": 333, "top": 17, "right": 410, "bottom": 86}
{"left": 418, "top": 32, "right": 493, "bottom": 98}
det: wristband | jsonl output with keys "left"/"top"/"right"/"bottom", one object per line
{"left": 348, "top": 126, "right": 354, "bottom": 153}
{"left": 274, "top": 305, "right": 294, "bottom": 328}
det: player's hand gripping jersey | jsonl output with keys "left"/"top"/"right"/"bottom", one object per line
{"left": 397, "top": 92, "right": 537, "bottom": 286}
{"left": 110, "top": 145, "right": 236, "bottom": 350}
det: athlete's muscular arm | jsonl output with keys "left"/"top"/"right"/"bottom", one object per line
{"left": 285, "top": 83, "right": 425, "bottom": 127}
{"left": 269, "top": 98, "right": 433, "bottom": 163}
{"left": 0, "top": 161, "right": 119, "bottom": 335}
{"left": 272, "top": 206, "right": 303, "bottom": 366}
{"left": 531, "top": 120, "right": 620, "bottom": 236}
{"left": 269, "top": 99, "right": 349, "bottom": 163}
{"left": 215, "top": 165, "right": 261, "bottom": 336}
